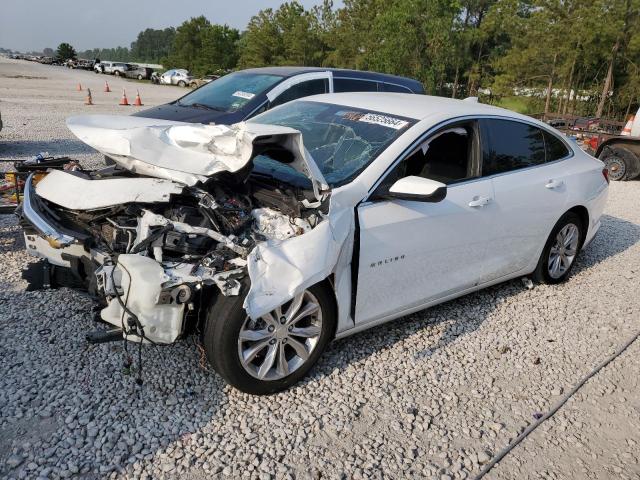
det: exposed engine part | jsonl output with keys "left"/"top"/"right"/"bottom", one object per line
{"left": 252, "top": 208, "right": 315, "bottom": 241}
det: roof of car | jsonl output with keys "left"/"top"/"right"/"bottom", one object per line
{"left": 239, "top": 66, "right": 423, "bottom": 89}
{"left": 303, "top": 92, "right": 532, "bottom": 122}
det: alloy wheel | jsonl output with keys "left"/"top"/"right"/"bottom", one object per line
{"left": 548, "top": 223, "right": 580, "bottom": 279}
{"left": 238, "top": 290, "right": 323, "bottom": 380}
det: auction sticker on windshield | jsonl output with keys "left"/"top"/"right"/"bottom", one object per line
{"left": 232, "top": 91, "right": 255, "bottom": 100}
{"left": 358, "top": 113, "right": 409, "bottom": 130}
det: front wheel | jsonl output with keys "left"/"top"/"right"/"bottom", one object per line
{"left": 137, "top": 74, "right": 143, "bottom": 80}
{"left": 203, "top": 283, "right": 336, "bottom": 395}
{"left": 532, "top": 212, "right": 584, "bottom": 284}
{"left": 114, "top": 71, "right": 120, "bottom": 76}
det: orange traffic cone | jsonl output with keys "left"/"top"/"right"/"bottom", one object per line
{"left": 119, "top": 88, "right": 129, "bottom": 106}
{"left": 84, "top": 88, "right": 93, "bottom": 105}
{"left": 621, "top": 116, "right": 634, "bottom": 136}
{"left": 76, "top": 82, "right": 83, "bottom": 91}
{"left": 104, "top": 81, "right": 111, "bottom": 93}
{"left": 133, "top": 90, "right": 143, "bottom": 106}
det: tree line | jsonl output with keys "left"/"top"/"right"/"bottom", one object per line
{"left": 62, "top": 0, "right": 638, "bottom": 119}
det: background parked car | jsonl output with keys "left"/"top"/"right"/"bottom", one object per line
{"left": 190, "top": 74, "right": 220, "bottom": 88}
{"left": 124, "top": 65, "right": 154, "bottom": 80}
{"left": 159, "top": 69, "right": 194, "bottom": 87}
{"left": 94, "top": 61, "right": 113, "bottom": 74}
{"left": 134, "top": 66, "right": 425, "bottom": 125}
{"left": 111, "top": 63, "right": 130, "bottom": 76}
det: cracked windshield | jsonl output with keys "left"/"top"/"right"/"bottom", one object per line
{"left": 250, "top": 100, "right": 415, "bottom": 187}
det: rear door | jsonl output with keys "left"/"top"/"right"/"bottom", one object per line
{"left": 479, "top": 118, "right": 571, "bottom": 277}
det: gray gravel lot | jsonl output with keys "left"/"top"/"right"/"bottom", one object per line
{"left": 1, "top": 57, "right": 639, "bottom": 480}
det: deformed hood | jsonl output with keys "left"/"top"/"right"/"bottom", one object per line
{"left": 66, "top": 115, "right": 329, "bottom": 197}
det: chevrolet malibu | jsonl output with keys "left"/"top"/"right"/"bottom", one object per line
{"left": 18, "top": 94, "right": 609, "bottom": 394}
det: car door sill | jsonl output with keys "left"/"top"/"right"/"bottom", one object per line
{"left": 335, "top": 268, "right": 530, "bottom": 340}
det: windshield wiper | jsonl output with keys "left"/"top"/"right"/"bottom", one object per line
{"left": 183, "top": 102, "right": 223, "bottom": 111}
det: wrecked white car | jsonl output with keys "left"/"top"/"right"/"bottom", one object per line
{"left": 19, "top": 94, "right": 608, "bottom": 394}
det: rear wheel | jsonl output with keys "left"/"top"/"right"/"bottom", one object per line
{"left": 532, "top": 212, "right": 584, "bottom": 284}
{"left": 114, "top": 70, "right": 120, "bottom": 77}
{"left": 178, "top": 80, "right": 186, "bottom": 87}
{"left": 137, "top": 74, "right": 143, "bottom": 80}
{"left": 203, "top": 282, "right": 335, "bottom": 395}
{"left": 599, "top": 145, "right": 640, "bottom": 181}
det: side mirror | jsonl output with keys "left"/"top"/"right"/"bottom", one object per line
{"left": 385, "top": 176, "right": 447, "bottom": 203}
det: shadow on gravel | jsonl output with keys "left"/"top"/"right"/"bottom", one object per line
{"left": 572, "top": 214, "right": 640, "bottom": 274}
{"left": 0, "top": 139, "right": 94, "bottom": 158}
{"left": 307, "top": 213, "right": 640, "bottom": 384}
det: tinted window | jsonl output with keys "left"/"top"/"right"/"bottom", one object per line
{"left": 379, "top": 82, "right": 412, "bottom": 93}
{"left": 269, "top": 79, "right": 328, "bottom": 108}
{"left": 334, "top": 78, "right": 378, "bottom": 93}
{"left": 543, "top": 131, "right": 570, "bottom": 161}
{"left": 480, "top": 119, "right": 546, "bottom": 176}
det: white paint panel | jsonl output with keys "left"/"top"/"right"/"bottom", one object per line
{"left": 65, "top": 115, "right": 328, "bottom": 194}
{"left": 355, "top": 179, "right": 497, "bottom": 324}
{"left": 35, "top": 170, "right": 184, "bottom": 210}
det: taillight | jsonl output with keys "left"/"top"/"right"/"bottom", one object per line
{"left": 602, "top": 167, "right": 610, "bottom": 184}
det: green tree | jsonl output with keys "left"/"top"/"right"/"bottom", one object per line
{"left": 201, "top": 24, "right": 241, "bottom": 72}
{"left": 239, "top": 1, "right": 328, "bottom": 68}
{"left": 55, "top": 43, "right": 76, "bottom": 61}
{"left": 166, "top": 16, "right": 211, "bottom": 73}
{"left": 130, "top": 28, "right": 176, "bottom": 63}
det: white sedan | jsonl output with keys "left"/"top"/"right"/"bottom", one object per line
{"left": 19, "top": 93, "right": 609, "bottom": 394}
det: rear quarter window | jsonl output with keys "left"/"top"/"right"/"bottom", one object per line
{"left": 543, "top": 130, "right": 571, "bottom": 161}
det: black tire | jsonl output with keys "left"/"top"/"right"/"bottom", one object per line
{"left": 137, "top": 74, "right": 143, "bottom": 80}
{"left": 532, "top": 212, "right": 584, "bottom": 284}
{"left": 599, "top": 145, "right": 640, "bottom": 181}
{"left": 178, "top": 80, "right": 186, "bottom": 87}
{"left": 203, "top": 282, "right": 336, "bottom": 395}
{"left": 114, "top": 70, "right": 120, "bottom": 77}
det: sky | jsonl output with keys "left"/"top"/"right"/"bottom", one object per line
{"left": 0, "top": 0, "right": 342, "bottom": 53}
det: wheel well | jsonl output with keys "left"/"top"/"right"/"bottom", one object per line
{"left": 567, "top": 205, "right": 589, "bottom": 243}
{"left": 318, "top": 276, "right": 339, "bottom": 338}
{"left": 596, "top": 138, "right": 640, "bottom": 159}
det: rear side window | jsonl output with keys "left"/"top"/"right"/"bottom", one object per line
{"left": 480, "top": 119, "right": 546, "bottom": 176}
{"left": 379, "top": 82, "right": 412, "bottom": 93}
{"left": 543, "top": 131, "right": 570, "bottom": 161}
{"left": 334, "top": 78, "right": 378, "bottom": 93}
{"left": 270, "top": 79, "right": 328, "bottom": 108}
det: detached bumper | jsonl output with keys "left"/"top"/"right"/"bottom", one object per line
{"left": 19, "top": 173, "right": 75, "bottom": 248}
{"left": 19, "top": 174, "right": 108, "bottom": 270}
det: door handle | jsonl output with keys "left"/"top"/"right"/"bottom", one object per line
{"left": 468, "top": 196, "right": 491, "bottom": 208}
{"left": 545, "top": 179, "right": 564, "bottom": 189}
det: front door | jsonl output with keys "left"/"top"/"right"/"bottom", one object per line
{"left": 354, "top": 122, "right": 501, "bottom": 324}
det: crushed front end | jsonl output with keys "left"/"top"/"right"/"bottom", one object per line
{"left": 18, "top": 116, "right": 328, "bottom": 345}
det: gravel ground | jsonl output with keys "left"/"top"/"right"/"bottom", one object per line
{"left": 1, "top": 57, "right": 639, "bottom": 480}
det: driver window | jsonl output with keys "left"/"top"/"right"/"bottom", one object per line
{"left": 375, "top": 122, "right": 478, "bottom": 196}
{"left": 404, "top": 125, "right": 476, "bottom": 184}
